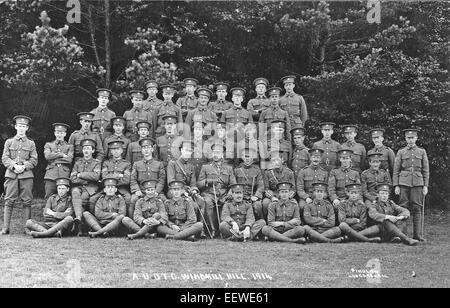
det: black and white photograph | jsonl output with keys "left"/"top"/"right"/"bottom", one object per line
{"left": 0, "top": 0, "right": 448, "bottom": 291}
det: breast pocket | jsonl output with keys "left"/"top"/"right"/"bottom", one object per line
{"left": 347, "top": 174, "right": 358, "bottom": 184}
{"left": 401, "top": 152, "right": 411, "bottom": 168}
{"left": 19, "top": 144, "right": 33, "bottom": 160}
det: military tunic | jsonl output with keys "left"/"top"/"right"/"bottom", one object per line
{"left": 208, "top": 99, "right": 233, "bottom": 119}
{"left": 185, "top": 106, "right": 217, "bottom": 136}
{"left": 267, "top": 199, "right": 301, "bottom": 233}
{"left": 2, "top": 136, "right": 38, "bottom": 208}
{"left": 133, "top": 196, "right": 168, "bottom": 226}
{"left": 154, "top": 101, "right": 183, "bottom": 137}
{"left": 263, "top": 166, "right": 295, "bottom": 198}
{"left": 338, "top": 199, "right": 367, "bottom": 231}
{"left": 167, "top": 158, "right": 198, "bottom": 190}
{"left": 90, "top": 107, "right": 116, "bottom": 141}
{"left": 312, "top": 139, "right": 341, "bottom": 172}
{"left": 198, "top": 161, "right": 236, "bottom": 199}
{"left": 125, "top": 139, "right": 145, "bottom": 166}
{"left": 296, "top": 164, "right": 329, "bottom": 204}
{"left": 176, "top": 95, "right": 198, "bottom": 120}
{"left": 234, "top": 164, "right": 264, "bottom": 200}
{"left": 220, "top": 106, "right": 253, "bottom": 125}
{"left": 68, "top": 129, "right": 105, "bottom": 162}
{"left": 341, "top": 141, "right": 367, "bottom": 172}
{"left": 303, "top": 199, "right": 335, "bottom": 233}
{"left": 70, "top": 158, "right": 101, "bottom": 195}
{"left": 368, "top": 199, "right": 410, "bottom": 238}
{"left": 259, "top": 106, "right": 291, "bottom": 140}
{"left": 103, "top": 134, "right": 130, "bottom": 159}
{"left": 289, "top": 145, "right": 310, "bottom": 176}
{"left": 94, "top": 194, "right": 126, "bottom": 225}
{"left": 156, "top": 134, "right": 182, "bottom": 167}
{"left": 221, "top": 200, "right": 255, "bottom": 230}
{"left": 143, "top": 96, "right": 164, "bottom": 113}
{"left": 361, "top": 168, "right": 391, "bottom": 202}
{"left": 130, "top": 159, "right": 166, "bottom": 195}
{"left": 42, "top": 194, "right": 74, "bottom": 225}
{"left": 190, "top": 136, "right": 209, "bottom": 178}
{"left": 43, "top": 139, "right": 74, "bottom": 198}
{"left": 279, "top": 92, "right": 308, "bottom": 128}
{"left": 123, "top": 107, "right": 154, "bottom": 141}
{"left": 247, "top": 95, "right": 270, "bottom": 122}
{"left": 367, "top": 145, "right": 395, "bottom": 173}
{"left": 328, "top": 167, "right": 361, "bottom": 202}
{"left": 101, "top": 158, "right": 131, "bottom": 188}
{"left": 164, "top": 197, "right": 198, "bottom": 230}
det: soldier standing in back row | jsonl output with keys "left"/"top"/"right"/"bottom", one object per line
{"left": 68, "top": 112, "right": 105, "bottom": 162}
{"left": 155, "top": 84, "right": 183, "bottom": 138}
{"left": 143, "top": 80, "right": 164, "bottom": 113}
{"left": 209, "top": 82, "right": 233, "bottom": 120}
{"left": 185, "top": 88, "right": 217, "bottom": 138}
{"left": 125, "top": 121, "right": 151, "bottom": 166}
{"left": 247, "top": 77, "right": 270, "bottom": 122}
{"left": 259, "top": 87, "right": 291, "bottom": 142}
{"left": 90, "top": 88, "right": 116, "bottom": 142}
{"left": 43, "top": 123, "right": 74, "bottom": 199}
{"left": 123, "top": 90, "right": 154, "bottom": 142}
{"left": 289, "top": 126, "right": 310, "bottom": 177}
{"left": 279, "top": 75, "right": 308, "bottom": 128}
{"left": 1, "top": 116, "right": 38, "bottom": 235}
{"left": 176, "top": 78, "right": 199, "bottom": 121}
{"left": 313, "top": 122, "right": 341, "bottom": 173}
{"left": 103, "top": 117, "right": 130, "bottom": 159}
{"left": 340, "top": 125, "right": 366, "bottom": 173}
{"left": 393, "top": 128, "right": 429, "bottom": 242}
{"left": 368, "top": 128, "right": 395, "bottom": 175}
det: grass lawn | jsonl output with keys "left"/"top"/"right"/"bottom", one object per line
{"left": 0, "top": 199, "right": 449, "bottom": 288}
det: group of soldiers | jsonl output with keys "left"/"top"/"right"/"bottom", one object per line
{"left": 1, "top": 76, "right": 429, "bottom": 245}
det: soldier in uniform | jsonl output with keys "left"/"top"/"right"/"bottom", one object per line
{"left": 261, "top": 150, "right": 296, "bottom": 221}
{"left": 123, "top": 90, "right": 154, "bottom": 142}
{"left": 361, "top": 153, "right": 391, "bottom": 205}
{"left": 83, "top": 178, "right": 126, "bottom": 238}
{"left": 43, "top": 123, "right": 74, "bottom": 199}
{"left": 312, "top": 122, "right": 341, "bottom": 172}
{"left": 154, "top": 84, "right": 183, "bottom": 138}
{"left": 122, "top": 179, "right": 167, "bottom": 240}
{"left": 289, "top": 126, "right": 310, "bottom": 176}
{"left": 242, "top": 122, "right": 265, "bottom": 168}
{"left": 68, "top": 112, "right": 104, "bottom": 162}
{"left": 367, "top": 128, "right": 395, "bottom": 174}
{"left": 26, "top": 177, "right": 74, "bottom": 238}
{"left": 101, "top": 140, "right": 132, "bottom": 215}
{"left": 1, "top": 116, "right": 38, "bottom": 235}
{"left": 198, "top": 143, "right": 237, "bottom": 238}
{"left": 261, "top": 182, "right": 307, "bottom": 243}
{"left": 156, "top": 181, "right": 204, "bottom": 241}
{"left": 130, "top": 138, "right": 166, "bottom": 218}
{"left": 259, "top": 87, "right": 291, "bottom": 141}
{"left": 393, "top": 128, "right": 429, "bottom": 242}
{"left": 208, "top": 82, "right": 233, "bottom": 120}
{"left": 176, "top": 78, "right": 199, "bottom": 121}
{"left": 70, "top": 138, "right": 101, "bottom": 235}
{"left": 234, "top": 147, "right": 264, "bottom": 221}
{"left": 125, "top": 121, "right": 151, "bottom": 166}
{"left": 260, "top": 120, "right": 292, "bottom": 170}
{"left": 204, "top": 121, "right": 234, "bottom": 165}
{"left": 156, "top": 115, "right": 183, "bottom": 168}
{"left": 90, "top": 88, "right": 116, "bottom": 142}
{"left": 365, "top": 184, "right": 419, "bottom": 245}
{"left": 143, "top": 80, "right": 164, "bottom": 112}
{"left": 341, "top": 125, "right": 367, "bottom": 173}
{"left": 247, "top": 77, "right": 270, "bottom": 122}
{"left": 185, "top": 87, "right": 217, "bottom": 138}
{"left": 328, "top": 149, "right": 361, "bottom": 210}
{"left": 279, "top": 75, "right": 308, "bottom": 128}
{"left": 103, "top": 116, "right": 130, "bottom": 159}
{"left": 219, "top": 183, "right": 266, "bottom": 241}
{"left": 190, "top": 120, "right": 210, "bottom": 178}
{"left": 337, "top": 183, "right": 381, "bottom": 243}
{"left": 296, "top": 148, "right": 329, "bottom": 218}
{"left": 303, "top": 183, "right": 344, "bottom": 243}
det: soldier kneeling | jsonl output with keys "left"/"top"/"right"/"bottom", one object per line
{"left": 262, "top": 182, "right": 306, "bottom": 244}
{"left": 219, "top": 184, "right": 266, "bottom": 242}
{"left": 364, "top": 184, "right": 419, "bottom": 246}
{"left": 83, "top": 178, "right": 126, "bottom": 238}
{"left": 123, "top": 180, "right": 167, "bottom": 240}
{"left": 26, "top": 177, "right": 74, "bottom": 238}
{"left": 156, "top": 181, "right": 203, "bottom": 241}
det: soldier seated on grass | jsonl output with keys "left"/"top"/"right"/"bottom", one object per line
{"left": 122, "top": 180, "right": 167, "bottom": 240}
{"left": 365, "top": 184, "right": 419, "bottom": 246}
{"left": 83, "top": 178, "right": 126, "bottom": 238}
{"left": 156, "top": 181, "right": 204, "bottom": 241}
{"left": 219, "top": 183, "right": 266, "bottom": 242}
{"left": 303, "top": 182, "right": 345, "bottom": 243}
{"left": 26, "top": 177, "right": 74, "bottom": 238}
{"left": 261, "top": 182, "right": 306, "bottom": 244}
{"left": 337, "top": 183, "right": 381, "bottom": 243}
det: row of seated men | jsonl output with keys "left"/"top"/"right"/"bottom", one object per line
{"left": 25, "top": 136, "right": 420, "bottom": 245}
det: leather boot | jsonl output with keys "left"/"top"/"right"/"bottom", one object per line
{"left": 83, "top": 212, "right": 102, "bottom": 235}
{"left": 23, "top": 207, "right": 32, "bottom": 234}
{"left": 339, "top": 223, "right": 380, "bottom": 243}
{"left": 89, "top": 215, "right": 124, "bottom": 238}
{"left": 127, "top": 225, "right": 153, "bottom": 240}
{"left": 174, "top": 223, "right": 203, "bottom": 240}
{"left": 383, "top": 221, "right": 419, "bottom": 246}
{"left": 31, "top": 217, "right": 74, "bottom": 238}
{"left": 305, "top": 226, "right": 336, "bottom": 243}
{"left": 321, "top": 227, "right": 344, "bottom": 243}
{"left": 413, "top": 210, "right": 426, "bottom": 242}
{"left": 1, "top": 206, "right": 13, "bottom": 235}
{"left": 262, "top": 226, "right": 301, "bottom": 243}
{"left": 122, "top": 217, "right": 141, "bottom": 233}
{"left": 26, "top": 220, "right": 47, "bottom": 233}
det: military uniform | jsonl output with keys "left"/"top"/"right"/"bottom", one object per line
{"left": 312, "top": 138, "right": 341, "bottom": 173}
{"left": 43, "top": 123, "right": 74, "bottom": 199}
{"left": 123, "top": 107, "right": 154, "bottom": 142}
{"left": 90, "top": 107, "right": 116, "bottom": 142}
{"left": 260, "top": 131, "right": 292, "bottom": 170}
{"left": 190, "top": 134, "right": 209, "bottom": 178}
{"left": 176, "top": 78, "right": 199, "bottom": 121}
{"left": 259, "top": 106, "right": 291, "bottom": 140}
{"left": 219, "top": 184, "right": 266, "bottom": 241}
{"left": 1, "top": 116, "right": 38, "bottom": 235}
{"left": 340, "top": 125, "right": 367, "bottom": 172}
{"left": 156, "top": 133, "right": 182, "bottom": 168}
{"left": 289, "top": 126, "right": 310, "bottom": 176}
{"left": 221, "top": 105, "right": 253, "bottom": 125}
{"left": 247, "top": 78, "right": 270, "bottom": 122}
{"left": 156, "top": 181, "right": 203, "bottom": 240}
{"left": 125, "top": 121, "right": 151, "bottom": 165}
{"left": 154, "top": 99, "right": 183, "bottom": 138}
{"left": 328, "top": 166, "right": 361, "bottom": 204}
{"left": 70, "top": 142, "right": 102, "bottom": 223}
{"left": 69, "top": 113, "right": 105, "bottom": 162}
{"left": 368, "top": 128, "right": 395, "bottom": 173}
{"left": 234, "top": 162, "right": 264, "bottom": 217}
{"left": 167, "top": 158, "right": 197, "bottom": 191}
{"left": 26, "top": 178, "right": 74, "bottom": 238}
{"left": 185, "top": 105, "right": 217, "bottom": 137}
{"left": 296, "top": 163, "right": 329, "bottom": 211}
{"left": 84, "top": 178, "right": 127, "bottom": 238}
{"left": 361, "top": 168, "right": 391, "bottom": 203}
{"left": 143, "top": 80, "right": 164, "bottom": 112}
{"left": 393, "top": 129, "right": 429, "bottom": 241}
{"left": 262, "top": 182, "right": 306, "bottom": 243}
{"left": 103, "top": 133, "right": 130, "bottom": 159}
{"left": 279, "top": 75, "right": 308, "bottom": 128}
